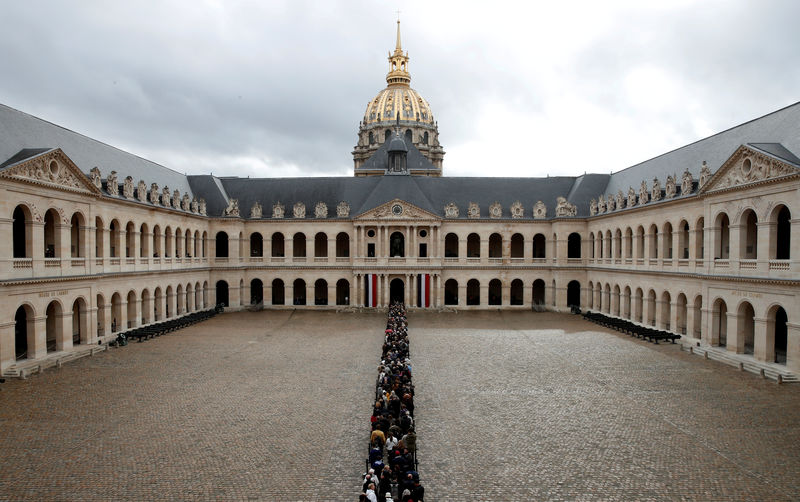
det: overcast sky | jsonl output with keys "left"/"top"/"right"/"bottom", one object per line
{"left": 1, "top": 0, "right": 798, "bottom": 178}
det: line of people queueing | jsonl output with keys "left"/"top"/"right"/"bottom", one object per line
{"left": 360, "top": 301, "right": 424, "bottom": 502}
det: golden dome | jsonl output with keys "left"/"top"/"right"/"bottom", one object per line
{"left": 361, "top": 20, "right": 435, "bottom": 127}
{"left": 363, "top": 86, "right": 435, "bottom": 126}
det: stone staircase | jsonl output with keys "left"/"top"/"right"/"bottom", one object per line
{"left": 681, "top": 343, "right": 798, "bottom": 383}
{"left": 2, "top": 344, "right": 107, "bottom": 379}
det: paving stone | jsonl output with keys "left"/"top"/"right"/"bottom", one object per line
{"left": 1, "top": 310, "right": 798, "bottom": 501}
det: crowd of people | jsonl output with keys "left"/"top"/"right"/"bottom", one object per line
{"left": 359, "top": 302, "right": 424, "bottom": 502}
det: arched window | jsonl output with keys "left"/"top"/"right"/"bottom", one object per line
{"left": 390, "top": 231, "right": 405, "bottom": 257}
{"left": 635, "top": 226, "right": 645, "bottom": 259}
{"left": 774, "top": 206, "right": 791, "bottom": 259}
{"left": 250, "top": 279, "right": 263, "bottom": 304}
{"left": 614, "top": 229, "right": 622, "bottom": 259}
{"left": 126, "top": 222, "right": 136, "bottom": 258}
{"left": 71, "top": 297, "right": 87, "bottom": 344}
{"left": 164, "top": 227, "right": 173, "bottom": 258}
{"left": 769, "top": 305, "right": 788, "bottom": 364}
{"left": 510, "top": 234, "right": 524, "bottom": 258}
{"left": 567, "top": 281, "right": 581, "bottom": 308}
{"left": 589, "top": 232, "right": 595, "bottom": 259}
{"left": 444, "top": 279, "right": 458, "bottom": 305}
{"left": 185, "top": 229, "right": 192, "bottom": 258}
{"left": 43, "top": 209, "right": 60, "bottom": 258}
{"left": 293, "top": 279, "right": 307, "bottom": 305}
{"left": 45, "top": 300, "right": 63, "bottom": 352}
{"left": 422, "top": 131, "right": 429, "bottom": 145}
{"left": 139, "top": 223, "right": 149, "bottom": 258}
{"left": 272, "top": 279, "right": 285, "bottom": 305}
{"left": 678, "top": 221, "right": 689, "bottom": 259}
{"left": 695, "top": 218, "right": 705, "bottom": 260}
{"left": 385, "top": 130, "right": 392, "bottom": 142}
{"left": 272, "top": 232, "right": 285, "bottom": 257}
{"left": 445, "top": 233, "right": 459, "bottom": 258}
{"left": 215, "top": 232, "right": 229, "bottom": 258}
{"left": 14, "top": 304, "right": 33, "bottom": 360}
{"left": 646, "top": 290, "right": 657, "bottom": 326}
{"left": 624, "top": 228, "right": 633, "bottom": 259}
{"left": 314, "top": 232, "right": 327, "bottom": 258}
{"left": 250, "top": 233, "right": 263, "bottom": 257}
{"left": 738, "top": 301, "right": 755, "bottom": 354}
{"left": 533, "top": 233, "right": 546, "bottom": 259}
{"left": 466, "top": 279, "right": 480, "bottom": 305}
{"left": 336, "top": 232, "right": 350, "bottom": 258}
{"left": 662, "top": 222, "right": 673, "bottom": 259}
{"left": 510, "top": 279, "right": 523, "bottom": 305}
{"left": 12, "top": 205, "right": 32, "bottom": 258}
{"left": 216, "top": 281, "right": 229, "bottom": 307}
{"left": 71, "top": 213, "right": 86, "bottom": 258}
{"left": 715, "top": 213, "right": 730, "bottom": 259}
{"left": 314, "top": 279, "right": 328, "bottom": 305}
{"left": 676, "top": 293, "right": 688, "bottom": 334}
{"left": 152, "top": 225, "right": 162, "bottom": 257}
{"left": 649, "top": 224, "right": 659, "bottom": 259}
{"left": 405, "top": 129, "right": 412, "bottom": 142}
{"left": 532, "top": 279, "right": 546, "bottom": 306}
{"left": 293, "top": 233, "right": 306, "bottom": 258}
{"left": 567, "top": 233, "right": 581, "bottom": 259}
{"left": 739, "top": 210, "right": 758, "bottom": 259}
{"left": 368, "top": 131, "right": 374, "bottom": 144}
{"left": 336, "top": 279, "right": 350, "bottom": 305}
{"left": 489, "top": 233, "right": 502, "bottom": 258}
{"left": 467, "top": 233, "right": 480, "bottom": 258}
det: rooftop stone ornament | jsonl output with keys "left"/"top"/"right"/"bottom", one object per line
{"left": 510, "top": 200, "right": 524, "bottom": 219}
{"left": 272, "top": 202, "right": 285, "bottom": 219}
{"left": 555, "top": 196, "right": 576, "bottom": 217}
{"left": 107, "top": 171, "right": 118, "bottom": 196}
{"left": 468, "top": 202, "right": 480, "bottom": 219}
{"left": 191, "top": 197, "right": 199, "bottom": 213}
{"left": 590, "top": 198, "right": 598, "bottom": 216}
{"left": 199, "top": 198, "right": 207, "bottom": 215}
{"left": 665, "top": 175, "right": 676, "bottom": 198}
{"left": 336, "top": 201, "right": 350, "bottom": 218}
{"left": 616, "top": 190, "right": 625, "bottom": 210}
{"left": 444, "top": 202, "right": 459, "bottom": 218}
{"left": 181, "top": 193, "right": 190, "bottom": 211}
{"left": 223, "top": 198, "right": 240, "bottom": 217}
{"left": 651, "top": 177, "right": 662, "bottom": 201}
{"left": 123, "top": 176, "right": 134, "bottom": 199}
{"left": 250, "top": 201, "right": 262, "bottom": 219}
{"left": 150, "top": 183, "right": 160, "bottom": 205}
{"left": 628, "top": 186, "right": 637, "bottom": 207}
{"left": 681, "top": 168, "right": 694, "bottom": 195}
{"left": 533, "top": 200, "right": 546, "bottom": 219}
{"left": 162, "top": 186, "right": 171, "bottom": 207}
{"left": 489, "top": 201, "right": 502, "bottom": 219}
{"left": 639, "top": 180, "right": 649, "bottom": 204}
{"left": 90, "top": 167, "right": 102, "bottom": 189}
{"left": 597, "top": 194, "right": 606, "bottom": 213}
{"left": 607, "top": 194, "right": 615, "bottom": 211}
{"left": 172, "top": 190, "right": 180, "bottom": 208}
{"left": 293, "top": 202, "right": 306, "bottom": 219}
{"left": 137, "top": 180, "right": 147, "bottom": 202}
{"left": 699, "top": 161, "right": 711, "bottom": 187}
{"left": 314, "top": 202, "right": 328, "bottom": 219}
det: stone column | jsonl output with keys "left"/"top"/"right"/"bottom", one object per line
{"left": 407, "top": 226, "right": 414, "bottom": 258}
{"left": 729, "top": 224, "right": 743, "bottom": 266}
{"left": 480, "top": 283, "right": 488, "bottom": 307}
{"left": 58, "top": 311, "right": 73, "bottom": 351}
{"left": 501, "top": 282, "right": 510, "bottom": 306}
{"left": 480, "top": 236, "right": 489, "bottom": 264}
{"left": 327, "top": 237, "right": 335, "bottom": 261}
{"left": 753, "top": 316, "right": 770, "bottom": 362}
{"left": 686, "top": 305, "right": 697, "bottom": 339}
{"left": 726, "top": 311, "right": 742, "bottom": 353}
{"left": 458, "top": 282, "right": 466, "bottom": 307}
{"left": 355, "top": 274, "right": 361, "bottom": 306}
{"left": 670, "top": 301, "right": 680, "bottom": 334}
{"left": 404, "top": 274, "right": 410, "bottom": 306}
{"left": 458, "top": 237, "right": 467, "bottom": 261}
{"left": 56, "top": 222, "right": 70, "bottom": 261}
{"left": 0, "top": 320, "right": 16, "bottom": 371}
{"left": 756, "top": 222, "right": 773, "bottom": 269}
{"left": 786, "top": 322, "right": 800, "bottom": 373}
{"left": 31, "top": 222, "right": 45, "bottom": 276}
{"left": 31, "top": 315, "right": 47, "bottom": 359}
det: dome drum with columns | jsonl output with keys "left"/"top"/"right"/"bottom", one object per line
{"left": 353, "top": 21, "right": 445, "bottom": 175}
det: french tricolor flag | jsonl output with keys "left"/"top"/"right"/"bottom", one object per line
{"left": 417, "top": 274, "right": 431, "bottom": 308}
{"left": 364, "top": 274, "right": 378, "bottom": 307}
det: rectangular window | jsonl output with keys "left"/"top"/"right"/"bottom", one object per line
{"left": 419, "top": 243, "right": 427, "bottom": 257}
{"left": 367, "top": 243, "right": 375, "bottom": 257}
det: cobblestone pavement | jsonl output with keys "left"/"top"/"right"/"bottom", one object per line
{"left": 2, "top": 310, "right": 799, "bottom": 501}
{"left": 411, "top": 310, "right": 800, "bottom": 502}
{"left": 0, "top": 310, "right": 384, "bottom": 501}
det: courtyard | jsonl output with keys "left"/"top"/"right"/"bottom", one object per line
{"left": 0, "top": 310, "right": 798, "bottom": 501}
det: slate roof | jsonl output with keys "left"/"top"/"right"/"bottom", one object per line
{"left": 0, "top": 103, "right": 194, "bottom": 195}
{"left": 194, "top": 172, "right": 605, "bottom": 219}
{"left": 604, "top": 101, "right": 800, "bottom": 195}
{"left": 2, "top": 100, "right": 799, "bottom": 219}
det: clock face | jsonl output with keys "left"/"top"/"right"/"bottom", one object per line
{"left": 392, "top": 204, "right": 403, "bottom": 215}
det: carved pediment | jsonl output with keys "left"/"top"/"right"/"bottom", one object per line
{"left": 0, "top": 148, "right": 102, "bottom": 195}
{"left": 355, "top": 199, "right": 440, "bottom": 221}
{"left": 700, "top": 145, "right": 800, "bottom": 193}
